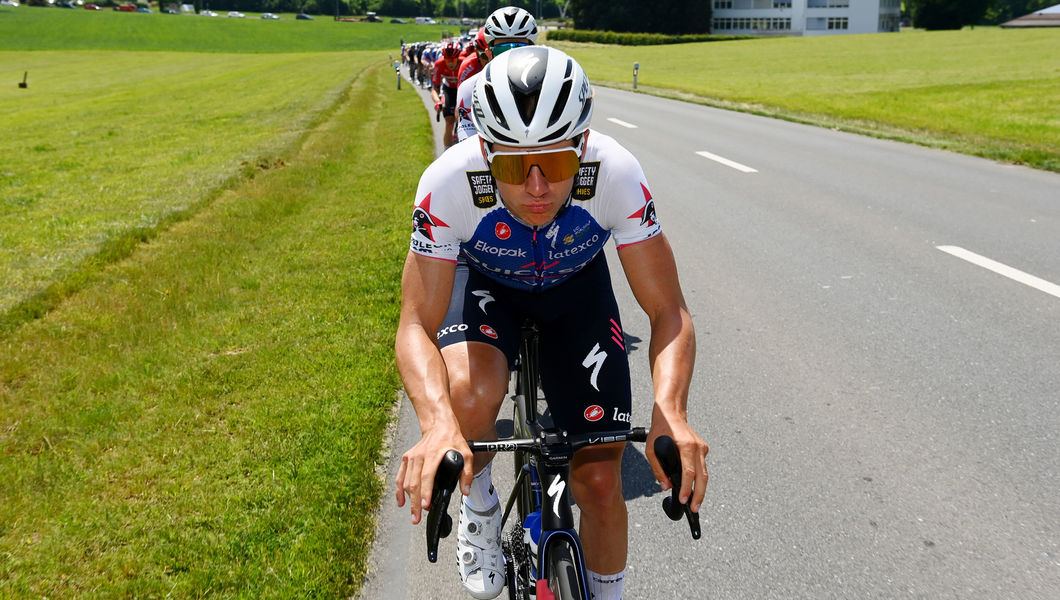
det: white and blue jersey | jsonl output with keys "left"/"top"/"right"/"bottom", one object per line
{"left": 409, "top": 130, "right": 661, "bottom": 293}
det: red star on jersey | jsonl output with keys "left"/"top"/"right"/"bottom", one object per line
{"left": 413, "top": 193, "right": 450, "bottom": 242}
{"left": 626, "top": 184, "right": 658, "bottom": 227}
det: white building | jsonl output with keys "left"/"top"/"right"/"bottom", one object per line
{"left": 711, "top": 0, "right": 901, "bottom": 36}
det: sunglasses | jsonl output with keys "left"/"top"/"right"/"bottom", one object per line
{"left": 486, "top": 139, "right": 584, "bottom": 185}
{"left": 491, "top": 42, "right": 527, "bottom": 56}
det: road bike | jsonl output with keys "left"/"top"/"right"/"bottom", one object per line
{"left": 426, "top": 323, "right": 701, "bottom": 600}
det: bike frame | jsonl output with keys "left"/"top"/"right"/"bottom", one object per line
{"left": 425, "top": 323, "right": 699, "bottom": 598}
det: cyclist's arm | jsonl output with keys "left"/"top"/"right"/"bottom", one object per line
{"left": 394, "top": 251, "right": 474, "bottom": 524}
{"left": 617, "top": 233, "right": 709, "bottom": 512}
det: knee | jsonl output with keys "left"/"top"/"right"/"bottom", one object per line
{"left": 571, "top": 462, "right": 623, "bottom": 514}
{"left": 448, "top": 373, "right": 505, "bottom": 436}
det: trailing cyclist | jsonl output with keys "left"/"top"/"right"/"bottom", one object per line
{"left": 395, "top": 46, "right": 710, "bottom": 600}
{"left": 431, "top": 41, "right": 464, "bottom": 148}
{"left": 454, "top": 6, "right": 539, "bottom": 144}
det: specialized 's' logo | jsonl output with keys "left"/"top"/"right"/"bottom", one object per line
{"left": 584, "top": 405, "right": 604, "bottom": 422}
{"left": 413, "top": 193, "right": 449, "bottom": 242}
{"left": 471, "top": 290, "right": 494, "bottom": 314}
{"left": 495, "top": 222, "right": 511, "bottom": 240}
{"left": 480, "top": 325, "right": 498, "bottom": 339}
{"left": 582, "top": 343, "right": 608, "bottom": 392}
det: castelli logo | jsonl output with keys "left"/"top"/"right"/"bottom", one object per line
{"left": 495, "top": 222, "right": 511, "bottom": 240}
{"left": 583, "top": 405, "right": 604, "bottom": 422}
{"left": 480, "top": 325, "right": 498, "bottom": 339}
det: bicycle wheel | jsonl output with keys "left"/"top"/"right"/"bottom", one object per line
{"left": 546, "top": 540, "right": 585, "bottom": 600}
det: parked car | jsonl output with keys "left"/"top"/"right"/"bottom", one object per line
{"left": 200, "top": 9, "right": 218, "bottom": 16}
{"left": 162, "top": 7, "right": 177, "bottom": 13}
{"left": 260, "top": 12, "right": 279, "bottom": 19}
{"left": 137, "top": 6, "right": 151, "bottom": 12}
{"left": 390, "top": 18, "right": 407, "bottom": 24}
{"left": 0, "top": 0, "right": 19, "bottom": 7}
{"left": 57, "top": 1, "right": 77, "bottom": 7}
{"left": 227, "top": 11, "right": 243, "bottom": 18}
{"left": 84, "top": 3, "right": 102, "bottom": 8}
{"left": 115, "top": 4, "right": 137, "bottom": 11}
{"left": 295, "top": 13, "right": 313, "bottom": 20}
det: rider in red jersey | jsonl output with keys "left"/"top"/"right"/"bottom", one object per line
{"left": 456, "top": 28, "right": 489, "bottom": 86}
{"left": 431, "top": 41, "right": 463, "bottom": 148}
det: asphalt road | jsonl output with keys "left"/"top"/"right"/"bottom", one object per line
{"left": 362, "top": 78, "right": 1059, "bottom": 599}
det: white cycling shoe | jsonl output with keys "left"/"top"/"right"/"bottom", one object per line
{"left": 456, "top": 498, "right": 505, "bottom": 600}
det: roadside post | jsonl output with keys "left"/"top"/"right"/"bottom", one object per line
{"left": 394, "top": 61, "right": 401, "bottom": 90}
{"left": 633, "top": 62, "right": 639, "bottom": 90}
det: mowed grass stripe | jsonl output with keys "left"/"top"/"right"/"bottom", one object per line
{"left": 0, "top": 50, "right": 367, "bottom": 324}
{"left": 0, "top": 58, "right": 430, "bottom": 598}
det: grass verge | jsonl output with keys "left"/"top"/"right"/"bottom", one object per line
{"left": 549, "top": 28, "right": 1060, "bottom": 172}
{"left": 0, "top": 57, "right": 431, "bottom": 598}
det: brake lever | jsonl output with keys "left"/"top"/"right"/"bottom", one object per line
{"left": 654, "top": 435, "right": 702, "bottom": 540}
{"left": 425, "top": 450, "right": 463, "bottom": 562}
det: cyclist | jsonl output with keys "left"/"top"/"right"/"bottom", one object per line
{"left": 457, "top": 27, "right": 489, "bottom": 86}
{"left": 454, "top": 6, "right": 539, "bottom": 144}
{"left": 431, "top": 41, "right": 463, "bottom": 148}
{"left": 395, "top": 46, "right": 709, "bottom": 600}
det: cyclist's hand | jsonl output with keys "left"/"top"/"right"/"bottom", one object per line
{"left": 434, "top": 101, "right": 442, "bottom": 112}
{"left": 395, "top": 428, "right": 473, "bottom": 525}
{"left": 647, "top": 421, "right": 709, "bottom": 513}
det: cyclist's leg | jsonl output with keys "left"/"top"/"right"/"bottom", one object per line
{"left": 532, "top": 255, "right": 632, "bottom": 576}
{"left": 437, "top": 263, "right": 521, "bottom": 473}
{"left": 438, "top": 264, "right": 522, "bottom": 598}
{"left": 440, "top": 341, "right": 507, "bottom": 473}
{"left": 570, "top": 444, "right": 627, "bottom": 575}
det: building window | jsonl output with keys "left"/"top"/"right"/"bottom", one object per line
{"left": 773, "top": 0, "right": 791, "bottom": 7}
{"left": 828, "top": 17, "right": 849, "bottom": 29}
{"left": 714, "top": 0, "right": 733, "bottom": 8}
{"left": 808, "top": 0, "right": 849, "bottom": 7}
{"left": 806, "top": 17, "right": 826, "bottom": 30}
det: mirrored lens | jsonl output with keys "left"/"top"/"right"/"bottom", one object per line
{"left": 492, "top": 42, "right": 527, "bottom": 56}
{"left": 489, "top": 150, "right": 581, "bottom": 185}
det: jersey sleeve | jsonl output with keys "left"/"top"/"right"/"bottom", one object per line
{"left": 454, "top": 78, "right": 477, "bottom": 142}
{"left": 595, "top": 139, "right": 662, "bottom": 249}
{"left": 409, "top": 161, "right": 464, "bottom": 262}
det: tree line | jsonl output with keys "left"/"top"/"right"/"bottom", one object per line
{"left": 176, "top": 0, "right": 1055, "bottom": 33}
{"left": 909, "top": 0, "right": 1056, "bottom": 30}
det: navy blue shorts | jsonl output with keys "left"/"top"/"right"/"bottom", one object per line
{"left": 437, "top": 255, "right": 633, "bottom": 434}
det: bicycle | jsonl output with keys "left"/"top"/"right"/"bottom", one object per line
{"left": 425, "top": 323, "right": 701, "bottom": 599}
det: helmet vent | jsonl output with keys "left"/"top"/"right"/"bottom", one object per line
{"left": 483, "top": 83, "right": 508, "bottom": 131}
{"left": 548, "top": 80, "right": 572, "bottom": 128}
{"left": 538, "top": 125, "right": 570, "bottom": 144}
{"left": 486, "top": 126, "right": 518, "bottom": 145}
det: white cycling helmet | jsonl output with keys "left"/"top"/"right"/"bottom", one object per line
{"left": 483, "top": 6, "right": 539, "bottom": 45}
{"left": 472, "top": 46, "right": 593, "bottom": 146}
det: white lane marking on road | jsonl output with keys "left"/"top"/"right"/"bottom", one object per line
{"left": 607, "top": 117, "right": 638, "bottom": 129}
{"left": 695, "top": 150, "right": 758, "bottom": 173}
{"left": 937, "top": 245, "right": 1060, "bottom": 299}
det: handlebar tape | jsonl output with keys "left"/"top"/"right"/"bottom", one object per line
{"left": 654, "top": 436, "right": 702, "bottom": 540}
{"left": 425, "top": 450, "right": 463, "bottom": 562}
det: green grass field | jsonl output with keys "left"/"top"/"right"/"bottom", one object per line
{"left": 0, "top": 8, "right": 451, "bottom": 52}
{"left": 3, "top": 7, "right": 434, "bottom": 598}
{"left": 550, "top": 28, "right": 1060, "bottom": 171}
{"left": 2, "top": 6, "right": 1058, "bottom": 597}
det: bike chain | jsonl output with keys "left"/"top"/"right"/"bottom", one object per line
{"left": 503, "top": 523, "right": 532, "bottom": 598}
